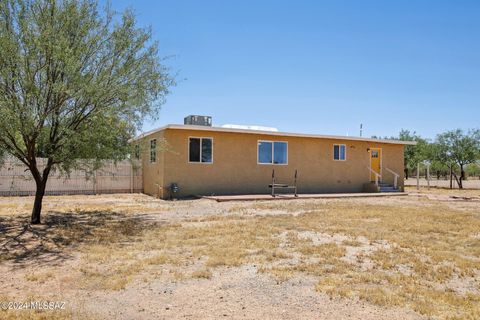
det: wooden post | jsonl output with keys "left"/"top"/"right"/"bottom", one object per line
{"left": 450, "top": 165, "right": 453, "bottom": 189}
{"left": 416, "top": 163, "right": 420, "bottom": 190}
{"left": 130, "top": 162, "right": 134, "bottom": 193}
{"left": 271, "top": 170, "right": 275, "bottom": 197}
{"left": 427, "top": 164, "right": 430, "bottom": 190}
{"left": 294, "top": 170, "right": 298, "bottom": 197}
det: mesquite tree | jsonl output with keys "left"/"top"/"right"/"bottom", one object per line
{"left": 398, "top": 129, "right": 429, "bottom": 179}
{"left": 0, "top": 0, "right": 172, "bottom": 224}
{"left": 434, "top": 129, "right": 480, "bottom": 189}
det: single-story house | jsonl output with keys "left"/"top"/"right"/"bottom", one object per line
{"left": 134, "top": 116, "right": 416, "bottom": 199}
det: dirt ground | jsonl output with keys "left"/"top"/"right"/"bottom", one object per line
{"left": 0, "top": 187, "right": 479, "bottom": 319}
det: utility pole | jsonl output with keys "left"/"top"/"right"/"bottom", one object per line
{"left": 360, "top": 124, "right": 363, "bottom": 137}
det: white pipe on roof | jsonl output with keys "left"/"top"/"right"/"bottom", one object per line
{"left": 221, "top": 124, "right": 279, "bottom": 132}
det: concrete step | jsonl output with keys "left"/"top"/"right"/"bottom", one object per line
{"left": 364, "top": 182, "right": 401, "bottom": 193}
{"left": 379, "top": 186, "right": 400, "bottom": 192}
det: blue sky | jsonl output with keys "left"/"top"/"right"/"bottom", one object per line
{"left": 107, "top": 0, "right": 480, "bottom": 140}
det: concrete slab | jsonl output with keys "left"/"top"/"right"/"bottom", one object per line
{"left": 202, "top": 192, "right": 408, "bottom": 202}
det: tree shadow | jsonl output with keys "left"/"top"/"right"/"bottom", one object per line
{"left": 0, "top": 210, "right": 159, "bottom": 267}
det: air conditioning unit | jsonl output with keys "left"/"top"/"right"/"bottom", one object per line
{"left": 184, "top": 115, "right": 212, "bottom": 126}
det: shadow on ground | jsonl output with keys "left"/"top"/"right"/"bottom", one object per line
{"left": 0, "top": 210, "right": 159, "bottom": 267}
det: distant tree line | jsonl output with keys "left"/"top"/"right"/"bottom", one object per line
{"left": 373, "top": 129, "right": 480, "bottom": 189}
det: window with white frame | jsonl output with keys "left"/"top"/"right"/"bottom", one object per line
{"left": 333, "top": 144, "right": 346, "bottom": 161}
{"left": 258, "top": 141, "right": 288, "bottom": 164}
{"left": 189, "top": 138, "right": 213, "bottom": 163}
{"left": 150, "top": 139, "right": 156, "bottom": 163}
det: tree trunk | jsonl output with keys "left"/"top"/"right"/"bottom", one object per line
{"left": 459, "top": 165, "right": 465, "bottom": 189}
{"left": 449, "top": 165, "right": 453, "bottom": 189}
{"left": 29, "top": 157, "right": 53, "bottom": 224}
{"left": 31, "top": 179, "right": 47, "bottom": 224}
{"left": 454, "top": 174, "right": 462, "bottom": 189}
{"left": 452, "top": 172, "right": 461, "bottom": 189}
{"left": 405, "top": 168, "right": 409, "bottom": 180}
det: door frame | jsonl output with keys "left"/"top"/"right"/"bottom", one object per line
{"left": 369, "top": 147, "right": 383, "bottom": 182}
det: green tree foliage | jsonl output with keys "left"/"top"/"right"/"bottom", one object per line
{"left": 0, "top": 0, "right": 172, "bottom": 223}
{"left": 432, "top": 129, "right": 480, "bottom": 188}
{"left": 465, "top": 162, "right": 480, "bottom": 178}
{"left": 429, "top": 158, "right": 450, "bottom": 180}
{"left": 398, "top": 129, "right": 429, "bottom": 179}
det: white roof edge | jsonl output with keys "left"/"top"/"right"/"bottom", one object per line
{"left": 133, "top": 124, "right": 417, "bottom": 145}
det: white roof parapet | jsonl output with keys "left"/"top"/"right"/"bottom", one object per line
{"left": 133, "top": 124, "right": 417, "bottom": 145}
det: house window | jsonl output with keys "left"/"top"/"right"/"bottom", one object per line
{"left": 134, "top": 145, "right": 140, "bottom": 160}
{"left": 189, "top": 138, "right": 213, "bottom": 163}
{"left": 333, "top": 144, "right": 346, "bottom": 161}
{"left": 150, "top": 139, "right": 156, "bottom": 163}
{"left": 258, "top": 141, "right": 288, "bottom": 164}
{"left": 371, "top": 150, "right": 379, "bottom": 158}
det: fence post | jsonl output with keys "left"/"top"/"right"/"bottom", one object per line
{"left": 416, "top": 163, "right": 420, "bottom": 190}
{"left": 130, "top": 162, "right": 134, "bottom": 193}
{"left": 450, "top": 165, "right": 453, "bottom": 189}
{"left": 427, "top": 164, "right": 430, "bottom": 190}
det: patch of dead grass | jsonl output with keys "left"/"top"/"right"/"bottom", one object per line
{"left": 191, "top": 268, "right": 212, "bottom": 279}
{"left": 57, "top": 202, "right": 480, "bottom": 318}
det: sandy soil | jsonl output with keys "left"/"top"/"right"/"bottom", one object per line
{"left": 85, "top": 265, "right": 424, "bottom": 320}
{"left": 0, "top": 255, "right": 424, "bottom": 320}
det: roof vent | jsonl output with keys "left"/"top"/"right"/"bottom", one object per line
{"left": 184, "top": 115, "right": 212, "bottom": 126}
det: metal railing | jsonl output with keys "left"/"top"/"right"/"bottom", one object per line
{"left": 385, "top": 167, "right": 400, "bottom": 189}
{"left": 367, "top": 167, "right": 382, "bottom": 186}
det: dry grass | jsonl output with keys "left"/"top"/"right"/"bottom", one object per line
{"left": 1, "top": 192, "right": 479, "bottom": 319}
{"left": 73, "top": 201, "right": 480, "bottom": 318}
{"left": 191, "top": 268, "right": 213, "bottom": 279}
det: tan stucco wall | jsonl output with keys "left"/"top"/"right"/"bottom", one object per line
{"left": 138, "top": 131, "right": 165, "bottom": 198}
{"left": 140, "top": 128, "right": 405, "bottom": 199}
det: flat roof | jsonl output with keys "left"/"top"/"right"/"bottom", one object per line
{"left": 134, "top": 124, "right": 417, "bottom": 145}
